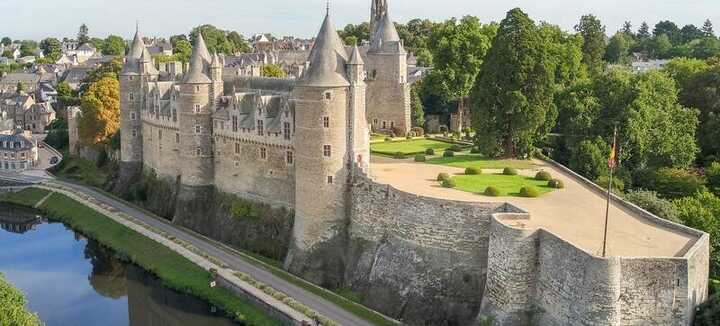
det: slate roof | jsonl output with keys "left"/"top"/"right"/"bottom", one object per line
{"left": 0, "top": 131, "right": 35, "bottom": 152}
{"left": 298, "top": 12, "right": 349, "bottom": 87}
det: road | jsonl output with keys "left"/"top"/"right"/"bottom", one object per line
{"left": 1, "top": 172, "right": 381, "bottom": 326}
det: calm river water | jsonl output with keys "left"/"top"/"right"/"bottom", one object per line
{"left": 0, "top": 204, "right": 238, "bottom": 326}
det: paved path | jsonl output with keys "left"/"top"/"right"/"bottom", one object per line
{"left": 371, "top": 156, "right": 697, "bottom": 258}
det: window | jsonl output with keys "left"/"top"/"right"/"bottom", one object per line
{"left": 324, "top": 92, "right": 332, "bottom": 100}
{"left": 129, "top": 92, "right": 134, "bottom": 101}
{"left": 172, "top": 109, "right": 177, "bottom": 122}
{"left": 390, "top": 121, "right": 395, "bottom": 128}
{"left": 257, "top": 120, "right": 264, "bottom": 135}
{"left": 286, "top": 151, "right": 294, "bottom": 165}
{"left": 196, "top": 148, "right": 202, "bottom": 156}
{"left": 195, "top": 85, "right": 200, "bottom": 92}
{"left": 323, "top": 117, "right": 330, "bottom": 128}
{"left": 194, "top": 104, "right": 201, "bottom": 113}
{"left": 283, "top": 122, "right": 291, "bottom": 140}
{"left": 323, "top": 145, "right": 331, "bottom": 157}
{"left": 128, "top": 76, "right": 134, "bottom": 81}
{"left": 260, "top": 147, "right": 267, "bottom": 160}
{"left": 232, "top": 116, "right": 238, "bottom": 132}
{"left": 373, "top": 118, "right": 378, "bottom": 125}
{"left": 235, "top": 143, "right": 240, "bottom": 154}
{"left": 175, "top": 133, "right": 180, "bottom": 143}
{"left": 327, "top": 176, "right": 333, "bottom": 184}
{"left": 382, "top": 121, "right": 387, "bottom": 129}
{"left": 130, "top": 112, "right": 136, "bottom": 120}
{"left": 372, "top": 70, "right": 377, "bottom": 79}
{"left": 132, "top": 129, "right": 137, "bottom": 137}
{"left": 195, "top": 125, "right": 201, "bottom": 134}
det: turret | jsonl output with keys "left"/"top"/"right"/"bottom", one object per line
{"left": 347, "top": 45, "right": 370, "bottom": 172}
{"left": 370, "top": 0, "right": 388, "bottom": 36}
{"left": 210, "top": 53, "right": 224, "bottom": 106}
{"left": 119, "top": 28, "right": 158, "bottom": 177}
{"left": 178, "top": 33, "right": 214, "bottom": 188}
{"left": 286, "top": 10, "right": 354, "bottom": 285}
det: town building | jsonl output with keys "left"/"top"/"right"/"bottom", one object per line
{"left": 0, "top": 129, "right": 37, "bottom": 172}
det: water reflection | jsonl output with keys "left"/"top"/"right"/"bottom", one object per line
{"left": 0, "top": 204, "right": 238, "bottom": 326}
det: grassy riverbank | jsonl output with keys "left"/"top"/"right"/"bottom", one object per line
{"left": 1, "top": 188, "right": 281, "bottom": 326}
{"left": 0, "top": 273, "right": 43, "bottom": 326}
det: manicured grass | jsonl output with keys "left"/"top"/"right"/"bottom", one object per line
{"left": 371, "top": 139, "right": 455, "bottom": 156}
{"left": 14, "top": 190, "right": 281, "bottom": 326}
{"left": 427, "top": 153, "right": 536, "bottom": 170}
{"left": 1, "top": 188, "right": 50, "bottom": 207}
{"left": 0, "top": 273, "right": 43, "bottom": 326}
{"left": 450, "top": 174, "right": 555, "bottom": 197}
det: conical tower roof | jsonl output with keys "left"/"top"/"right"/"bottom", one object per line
{"left": 182, "top": 33, "right": 212, "bottom": 84}
{"left": 370, "top": 10, "right": 404, "bottom": 53}
{"left": 299, "top": 12, "right": 349, "bottom": 87}
{"left": 121, "top": 29, "right": 151, "bottom": 75}
{"left": 349, "top": 44, "right": 364, "bottom": 65}
{"left": 139, "top": 46, "right": 159, "bottom": 75}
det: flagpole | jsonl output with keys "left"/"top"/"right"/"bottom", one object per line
{"left": 602, "top": 127, "right": 617, "bottom": 258}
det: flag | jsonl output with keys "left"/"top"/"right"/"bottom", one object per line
{"left": 608, "top": 128, "right": 617, "bottom": 169}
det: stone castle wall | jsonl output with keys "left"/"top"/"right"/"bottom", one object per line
{"left": 365, "top": 53, "right": 411, "bottom": 134}
{"left": 480, "top": 214, "right": 709, "bottom": 325}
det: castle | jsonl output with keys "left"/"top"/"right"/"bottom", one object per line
{"left": 117, "top": 1, "right": 709, "bottom": 325}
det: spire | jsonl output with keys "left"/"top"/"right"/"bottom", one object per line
{"left": 121, "top": 27, "right": 154, "bottom": 75}
{"left": 299, "top": 10, "right": 349, "bottom": 87}
{"left": 369, "top": 7, "right": 403, "bottom": 53}
{"left": 349, "top": 44, "right": 364, "bottom": 65}
{"left": 183, "top": 32, "right": 212, "bottom": 84}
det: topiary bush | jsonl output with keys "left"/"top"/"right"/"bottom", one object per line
{"left": 441, "top": 178, "right": 456, "bottom": 188}
{"left": 393, "top": 152, "right": 406, "bottom": 159}
{"left": 425, "top": 148, "right": 435, "bottom": 155}
{"left": 520, "top": 186, "right": 540, "bottom": 198}
{"left": 535, "top": 171, "right": 553, "bottom": 181}
{"left": 414, "top": 154, "right": 426, "bottom": 162}
{"left": 465, "top": 167, "right": 482, "bottom": 175}
{"left": 548, "top": 179, "right": 565, "bottom": 189}
{"left": 503, "top": 167, "right": 518, "bottom": 176}
{"left": 449, "top": 144, "right": 463, "bottom": 152}
{"left": 484, "top": 186, "right": 501, "bottom": 197}
{"left": 437, "top": 173, "right": 450, "bottom": 182}
{"left": 443, "top": 150, "right": 455, "bottom": 158}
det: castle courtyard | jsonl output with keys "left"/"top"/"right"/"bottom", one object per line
{"left": 370, "top": 155, "right": 698, "bottom": 258}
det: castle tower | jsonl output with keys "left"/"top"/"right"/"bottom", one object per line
{"left": 210, "top": 53, "right": 224, "bottom": 106}
{"left": 366, "top": 3, "right": 411, "bottom": 134}
{"left": 286, "top": 10, "right": 359, "bottom": 286}
{"left": 118, "top": 28, "right": 158, "bottom": 188}
{"left": 370, "top": 0, "right": 388, "bottom": 36}
{"left": 178, "top": 34, "right": 215, "bottom": 190}
{"left": 348, "top": 45, "right": 370, "bottom": 172}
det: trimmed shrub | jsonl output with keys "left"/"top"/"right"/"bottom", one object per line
{"left": 384, "top": 137, "right": 391, "bottom": 142}
{"left": 470, "top": 146, "right": 481, "bottom": 154}
{"left": 443, "top": 150, "right": 455, "bottom": 158}
{"left": 437, "top": 173, "right": 451, "bottom": 182}
{"left": 548, "top": 179, "right": 565, "bottom": 189}
{"left": 465, "top": 167, "right": 482, "bottom": 175}
{"left": 449, "top": 144, "right": 463, "bottom": 152}
{"left": 484, "top": 186, "right": 501, "bottom": 197}
{"left": 633, "top": 168, "right": 706, "bottom": 199}
{"left": 503, "top": 167, "right": 518, "bottom": 176}
{"left": 520, "top": 186, "right": 541, "bottom": 198}
{"left": 624, "top": 189, "right": 680, "bottom": 223}
{"left": 535, "top": 171, "right": 553, "bottom": 181}
{"left": 393, "top": 152, "right": 406, "bottom": 159}
{"left": 414, "top": 154, "right": 426, "bottom": 162}
{"left": 441, "top": 179, "right": 456, "bottom": 188}
{"left": 425, "top": 148, "right": 435, "bottom": 155}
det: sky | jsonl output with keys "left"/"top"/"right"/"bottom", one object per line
{"left": 2, "top": 0, "right": 719, "bottom": 41}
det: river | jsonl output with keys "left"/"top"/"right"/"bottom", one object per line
{"left": 0, "top": 203, "right": 239, "bottom": 326}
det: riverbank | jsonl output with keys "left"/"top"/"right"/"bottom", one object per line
{"left": 0, "top": 272, "right": 43, "bottom": 326}
{"left": 1, "top": 188, "right": 282, "bottom": 326}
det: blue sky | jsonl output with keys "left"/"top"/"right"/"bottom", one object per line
{"left": 2, "top": 0, "right": 719, "bottom": 41}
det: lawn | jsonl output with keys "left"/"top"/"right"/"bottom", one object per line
{"left": 427, "top": 154, "right": 536, "bottom": 170}
{"left": 1, "top": 187, "right": 50, "bottom": 207}
{"left": 3, "top": 188, "right": 281, "bottom": 326}
{"left": 50, "top": 152, "right": 109, "bottom": 187}
{"left": 371, "top": 139, "right": 455, "bottom": 156}
{"left": 450, "top": 173, "right": 555, "bottom": 197}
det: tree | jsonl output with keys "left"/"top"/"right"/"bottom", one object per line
{"left": 102, "top": 35, "right": 126, "bottom": 55}
{"left": 415, "top": 48, "right": 433, "bottom": 67}
{"left": 654, "top": 21, "right": 681, "bottom": 44}
{"left": 79, "top": 76, "right": 120, "bottom": 146}
{"left": 679, "top": 65, "right": 720, "bottom": 158}
{"left": 78, "top": 23, "right": 90, "bottom": 44}
{"left": 680, "top": 24, "right": 704, "bottom": 43}
{"left": 575, "top": 14, "right": 606, "bottom": 76}
{"left": 227, "top": 31, "right": 251, "bottom": 53}
{"left": 39, "top": 38, "right": 62, "bottom": 61}
{"left": 471, "top": 8, "right": 554, "bottom": 157}
{"left": 604, "top": 32, "right": 630, "bottom": 63}
{"left": 638, "top": 22, "right": 651, "bottom": 39}
{"left": 261, "top": 64, "right": 286, "bottom": 78}
{"left": 569, "top": 137, "right": 609, "bottom": 180}
{"left": 621, "top": 21, "right": 634, "bottom": 37}
{"left": 692, "top": 37, "right": 720, "bottom": 59}
{"left": 19, "top": 40, "right": 38, "bottom": 57}
{"left": 190, "top": 25, "right": 236, "bottom": 55}
{"left": 410, "top": 83, "right": 425, "bottom": 128}
{"left": 663, "top": 57, "right": 709, "bottom": 91}
{"left": 703, "top": 19, "right": 715, "bottom": 37}
{"left": 673, "top": 191, "right": 720, "bottom": 277}
{"left": 169, "top": 34, "right": 188, "bottom": 47}
{"left": 173, "top": 39, "right": 192, "bottom": 63}
{"left": 339, "top": 23, "right": 370, "bottom": 46}
{"left": 649, "top": 34, "right": 673, "bottom": 58}
{"left": 1, "top": 50, "right": 12, "bottom": 59}
{"left": 1, "top": 37, "right": 11, "bottom": 46}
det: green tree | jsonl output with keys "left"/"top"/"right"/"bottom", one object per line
{"left": 39, "top": 37, "right": 62, "bottom": 61}
{"left": 575, "top": 14, "right": 606, "bottom": 76}
{"left": 79, "top": 76, "right": 120, "bottom": 146}
{"left": 680, "top": 24, "right": 704, "bottom": 43}
{"left": 653, "top": 20, "right": 681, "bottom": 44}
{"left": 703, "top": 19, "right": 715, "bottom": 37}
{"left": 1, "top": 37, "right": 11, "bottom": 46}
{"left": 638, "top": 22, "right": 651, "bottom": 39}
{"left": 102, "top": 35, "right": 126, "bottom": 55}
{"left": 78, "top": 23, "right": 90, "bottom": 44}
{"left": 19, "top": 40, "right": 38, "bottom": 57}
{"left": 1, "top": 50, "right": 13, "bottom": 59}
{"left": 57, "top": 81, "right": 80, "bottom": 107}
{"left": 261, "top": 64, "right": 286, "bottom": 78}
{"left": 649, "top": 34, "right": 673, "bottom": 58}
{"left": 569, "top": 137, "right": 609, "bottom": 180}
{"left": 227, "top": 31, "right": 250, "bottom": 53}
{"left": 663, "top": 57, "right": 709, "bottom": 91}
{"left": 190, "top": 25, "right": 235, "bottom": 55}
{"left": 621, "top": 21, "right": 634, "bottom": 37}
{"left": 471, "top": 8, "right": 554, "bottom": 157}
{"left": 674, "top": 191, "right": 720, "bottom": 277}
{"left": 679, "top": 65, "right": 720, "bottom": 158}
{"left": 692, "top": 36, "right": 720, "bottom": 59}
{"left": 339, "top": 23, "right": 370, "bottom": 46}
{"left": 414, "top": 48, "right": 433, "bottom": 67}
{"left": 604, "top": 32, "right": 630, "bottom": 63}
{"left": 173, "top": 39, "right": 192, "bottom": 63}
{"left": 410, "top": 83, "right": 425, "bottom": 128}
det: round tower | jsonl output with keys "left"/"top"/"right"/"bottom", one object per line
{"left": 286, "top": 11, "right": 352, "bottom": 286}
{"left": 118, "top": 28, "right": 158, "bottom": 189}
{"left": 178, "top": 34, "right": 214, "bottom": 189}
